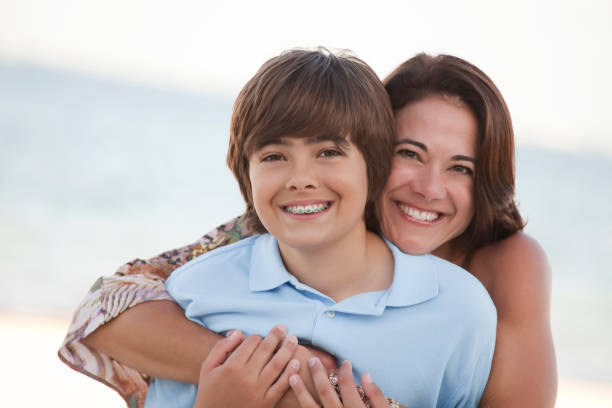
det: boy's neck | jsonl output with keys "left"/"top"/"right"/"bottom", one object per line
{"left": 277, "top": 225, "right": 394, "bottom": 303}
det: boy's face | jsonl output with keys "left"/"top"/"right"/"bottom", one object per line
{"left": 248, "top": 135, "right": 368, "bottom": 252}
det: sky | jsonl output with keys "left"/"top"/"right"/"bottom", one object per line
{"left": 1, "top": 0, "right": 611, "bottom": 155}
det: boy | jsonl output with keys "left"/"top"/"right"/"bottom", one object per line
{"left": 145, "top": 48, "right": 496, "bottom": 408}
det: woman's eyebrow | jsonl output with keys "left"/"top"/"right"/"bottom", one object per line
{"left": 396, "top": 138, "right": 475, "bottom": 162}
{"left": 452, "top": 155, "right": 476, "bottom": 163}
{"left": 395, "top": 138, "right": 427, "bottom": 151}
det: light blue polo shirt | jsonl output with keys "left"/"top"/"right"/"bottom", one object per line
{"left": 146, "top": 234, "right": 496, "bottom": 408}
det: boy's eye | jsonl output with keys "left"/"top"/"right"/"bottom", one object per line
{"left": 261, "top": 153, "right": 285, "bottom": 162}
{"left": 396, "top": 148, "right": 419, "bottom": 160}
{"left": 450, "top": 165, "right": 474, "bottom": 176}
{"left": 318, "top": 148, "right": 343, "bottom": 158}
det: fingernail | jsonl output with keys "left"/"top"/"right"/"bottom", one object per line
{"left": 275, "top": 324, "right": 288, "bottom": 335}
{"left": 289, "top": 374, "right": 299, "bottom": 386}
{"left": 226, "top": 330, "right": 236, "bottom": 338}
{"left": 290, "top": 359, "right": 300, "bottom": 369}
{"left": 341, "top": 360, "right": 351, "bottom": 369}
{"left": 286, "top": 334, "right": 298, "bottom": 344}
{"left": 309, "top": 357, "right": 318, "bottom": 367}
{"left": 363, "top": 373, "right": 373, "bottom": 384}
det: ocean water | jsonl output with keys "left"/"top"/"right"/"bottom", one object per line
{"left": 1, "top": 64, "right": 611, "bottom": 383}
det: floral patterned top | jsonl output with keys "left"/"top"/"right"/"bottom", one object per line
{"left": 57, "top": 216, "right": 253, "bottom": 408}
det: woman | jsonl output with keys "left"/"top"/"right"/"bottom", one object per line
{"left": 58, "top": 53, "right": 556, "bottom": 407}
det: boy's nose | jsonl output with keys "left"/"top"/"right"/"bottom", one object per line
{"left": 286, "top": 166, "right": 319, "bottom": 191}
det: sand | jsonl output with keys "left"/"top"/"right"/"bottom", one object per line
{"left": 1, "top": 313, "right": 610, "bottom": 407}
{"left": 1, "top": 313, "right": 123, "bottom": 407}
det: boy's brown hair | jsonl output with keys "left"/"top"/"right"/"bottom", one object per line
{"left": 227, "top": 48, "right": 394, "bottom": 233}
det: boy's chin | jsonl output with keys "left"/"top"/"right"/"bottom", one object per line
{"left": 274, "top": 230, "right": 336, "bottom": 252}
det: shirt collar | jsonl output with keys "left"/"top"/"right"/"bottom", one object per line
{"left": 249, "top": 234, "right": 293, "bottom": 292}
{"left": 248, "top": 234, "right": 440, "bottom": 308}
{"left": 383, "top": 238, "right": 439, "bottom": 307}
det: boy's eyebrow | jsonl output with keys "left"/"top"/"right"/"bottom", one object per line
{"left": 395, "top": 138, "right": 475, "bottom": 163}
{"left": 257, "top": 139, "right": 292, "bottom": 148}
{"left": 258, "top": 135, "right": 351, "bottom": 149}
{"left": 305, "top": 135, "right": 351, "bottom": 148}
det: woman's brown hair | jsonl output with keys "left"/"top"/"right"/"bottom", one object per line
{"left": 383, "top": 53, "right": 525, "bottom": 258}
{"left": 228, "top": 48, "right": 395, "bottom": 233}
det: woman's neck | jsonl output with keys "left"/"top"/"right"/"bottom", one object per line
{"left": 432, "top": 238, "right": 471, "bottom": 269}
{"left": 277, "top": 227, "right": 394, "bottom": 303}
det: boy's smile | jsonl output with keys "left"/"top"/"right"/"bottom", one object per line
{"left": 248, "top": 136, "right": 369, "bottom": 253}
{"left": 282, "top": 200, "right": 331, "bottom": 217}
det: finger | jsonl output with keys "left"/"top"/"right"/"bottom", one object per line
{"left": 309, "top": 357, "right": 342, "bottom": 408}
{"left": 361, "top": 373, "right": 390, "bottom": 408}
{"left": 224, "top": 333, "right": 263, "bottom": 365}
{"left": 200, "top": 330, "right": 244, "bottom": 373}
{"left": 265, "top": 357, "right": 300, "bottom": 402}
{"left": 337, "top": 360, "right": 364, "bottom": 407}
{"left": 260, "top": 333, "right": 299, "bottom": 386}
{"left": 310, "top": 347, "right": 338, "bottom": 373}
{"left": 289, "top": 374, "right": 321, "bottom": 408}
{"left": 248, "top": 324, "right": 287, "bottom": 371}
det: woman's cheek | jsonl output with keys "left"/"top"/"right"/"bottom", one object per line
{"left": 451, "top": 178, "right": 476, "bottom": 226}
{"left": 387, "top": 162, "right": 417, "bottom": 190}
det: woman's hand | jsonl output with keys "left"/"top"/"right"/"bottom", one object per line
{"left": 289, "top": 358, "right": 390, "bottom": 408}
{"left": 275, "top": 344, "right": 339, "bottom": 408}
{"left": 194, "top": 325, "right": 301, "bottom": 408}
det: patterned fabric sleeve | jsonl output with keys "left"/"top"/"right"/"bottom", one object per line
{"left": 58, "top": 216, "right": 252, "bottom": 408}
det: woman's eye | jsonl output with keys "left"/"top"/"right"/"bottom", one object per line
{"left": 262, "top": 153, "right": 284, "bottom": 162}
{"left": 397, "top": 149, "right": 419, "bottom": 160}
{"left": 450, "top": 165, "right": 474, "bottom": 176}
{"left": 319, "top": 149, "right": 342, "bottom": 158}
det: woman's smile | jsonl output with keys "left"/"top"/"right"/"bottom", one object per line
{"left": 394, "top": 201, "right": 444, "bottom": 224}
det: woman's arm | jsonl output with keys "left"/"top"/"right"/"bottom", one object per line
{"left": 82, "top": 299, "right": 223, "bottom": 383}
{"left": 58, "top": 216, "right": 336, "bottom": 407}
{"left": 470, "top": 232, "right": 557, "bottom": 408}
{"left": 82, "top": 299, "right": 335, "bottom": 385}
{"left": 58, "top": 217, "right": 250, "bottom": 406}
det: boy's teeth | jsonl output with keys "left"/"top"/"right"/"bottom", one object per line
{"left": 285, "top": 203, "right": 329, "bottom": 214}
{"left": 398, "top": 203, "right": 440, "bottom": 221}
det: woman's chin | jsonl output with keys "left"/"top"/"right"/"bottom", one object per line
{"left": 392, "top": 238, "right": 435, "bottom": 256}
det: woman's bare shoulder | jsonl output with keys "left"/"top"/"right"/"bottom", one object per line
{"left": 471, "top": 235, "right": 557, "bottom": 407}
{"left": 470, "top": 232, "right": 551, "bottom": 320}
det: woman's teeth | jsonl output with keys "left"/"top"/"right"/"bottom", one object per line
{"left": 284, "top": 203, "right": 329, "bottom": 214}
{"left": 398, "top": 203, "right": 440, "bottom": 222}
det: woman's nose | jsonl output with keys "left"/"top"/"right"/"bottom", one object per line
{"left": 412, "top": 167, "right": 445, "bottom": 201}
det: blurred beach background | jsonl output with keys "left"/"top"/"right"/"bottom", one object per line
{"left": 1, "top": 0, "right": 611, "bottom": 406}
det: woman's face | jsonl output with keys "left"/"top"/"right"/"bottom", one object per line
{"left": 379, "top": 95, "right": 478, "bottom": 256}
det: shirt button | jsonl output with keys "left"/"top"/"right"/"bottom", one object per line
{"left": 326, "top": 311, "right": 335, "bottom": 318}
